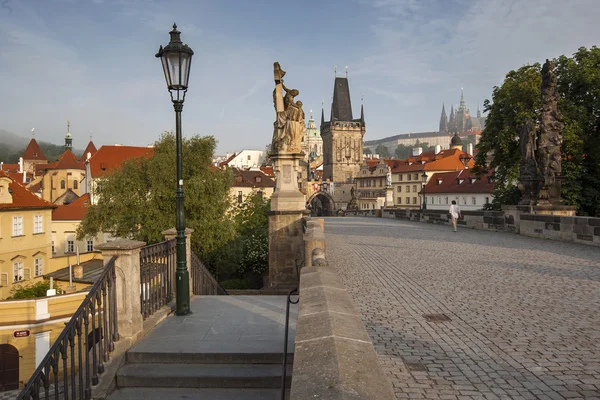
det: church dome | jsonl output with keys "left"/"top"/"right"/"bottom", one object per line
{"left": 450, "top": 133, "right": 462, "bottom": 146}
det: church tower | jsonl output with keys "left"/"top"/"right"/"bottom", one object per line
{"left": 439, "top": 103, "right": 448, "bottom": 133}
{"left": 448, "top": 104, "right": 456, "bottom": 132}
{"left": 320, "top": 76, "right": 366, "bottom": 183}
{"left": 65, "top": 119, "right": 73, "bottom": 151}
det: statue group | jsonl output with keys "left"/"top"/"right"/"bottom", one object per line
{"left": 271, "top": 62, "right": 305, "bottom": 154}
{"left": 518, "top": 59, "right": 564, "bottom": 206}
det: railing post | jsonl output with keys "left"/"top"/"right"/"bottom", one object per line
{"left": 163, "top": 228, "right": 194, "bottom": 295}
{"left": 96, "top": 239, "right": 146, "bottom": 340}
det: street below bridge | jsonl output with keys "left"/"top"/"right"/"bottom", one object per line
{"left": 325, "top": 217, "right": 600, "bottom": 400}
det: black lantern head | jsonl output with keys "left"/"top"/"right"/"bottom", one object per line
{"left": 156, "top": 23, "right": 194, "bottom": 101}
{"left": 421, "top": 172, "right": 427, "bottom": 183}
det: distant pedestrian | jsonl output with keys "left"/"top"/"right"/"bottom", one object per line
{"left": 449, "top": 200, "right": 461, "bottom": 232}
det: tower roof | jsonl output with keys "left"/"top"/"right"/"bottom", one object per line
{"left": 23, "top": 138, "right": 47, "bottom": 161}
{"left": 450, "top": 133, "right": 462, "bottom": 146}
{"left": 82, "top": 141, "right": 98, "bottom": 159}
{"left": 331, "top": 77, "right": 353, "bottom": 121}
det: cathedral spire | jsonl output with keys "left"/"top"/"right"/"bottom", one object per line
{"left": 448, "top": 104, "right": 456, "bottom": 132}
{"left": 360, "top": 96, "right": 365, "bottom": 125}
{"left": 459, "top": 88, "right": 465, "bottom": 110}
{"left": 439, "top": 103, "right": 448, "bottom": 133}
{"left": 65, "top": 119, "right": 73, "bottom": 151}
{"left": 321, "top": 100, "right": 325, "bottom": 126}
{"left": 477, "top": 103, "right": 481, "bottom": 119}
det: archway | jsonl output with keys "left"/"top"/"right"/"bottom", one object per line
{"left": 0, "top": 344, "right": 19, "bottom": 391}
{"left": 308, "top": 191, "right": 335, "bottom": 217}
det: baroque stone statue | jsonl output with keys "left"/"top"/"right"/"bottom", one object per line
{"left": 386, "top": 165, "right": 392, "bottom": 187}
{"left": 271, "top": 62, "right": 305, "bottom": 154}
{"left": 517, "top": 119, "right": 538, "bottom": 205}
{"left": 536, "top": 59, "right": 564, "bottom": 204}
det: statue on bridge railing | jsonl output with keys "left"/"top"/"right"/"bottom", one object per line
{"left": 272, "top": 62, "right": 305, "bottom": 154}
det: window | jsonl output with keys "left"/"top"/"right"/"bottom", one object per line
{"left": 462, "top": 197, "right": 467, "bottom": 205}
{"left": 445, "top": 197, "right": 449, "bottom": 205}
{"left": 472, "top": 197, "right": 476, "bottom": 205}
{"left": 412, "top": 185, "right": 417, "bottom": 192}
{"left": 237, "top": 191, "right": 243, "bottom": 204}
{"left": 257, "top": 190, "right": 264, "bottom": 200}
{"left": 485, "top": 197, "right": 490, "bottom": 204}
{"left": 397, "top": 197, "right": 402, "bottom": 204}
{"left": 407, "top": 174, "right": 412, "bottom": 181}
{"left": 87, "top": 239, "right": 94, "bottom": 252}
{"left": 247, "top": 155, "right": 251, "bottom": 161}
{"left": 12, "top": 216, "right": 23, "bottom": 236}
{"left": 414, "top": 174, "right": 419, "bottom": 180}
{"left": 406, "top": 185, "right": 410, "bottom": 193}
{"left": 379, "top": 179, "right": 383, "bottom": 187}
{"left": 34, "top": 215, "right": 43, "bottom": 234}
{"left": 61, "top": 180, "right": 66, "bottom": 189}
{"left": 0, "top": 273, "right": 7, "bottom": 287}
{"left": 73, "top": 180, "right": 78, "bottom": 190}
{"left": 66, "top": 234, "right": 75, "bottom": 253}
{"left": 34, "top": 258, "right": 43, "bottom": 277}
{"left": 398, "top": 174, "right": 403, "bottom": 181}
{"left": 397, "top": 186, "right": 401, "bottom": 192}
{"left": 412, "top": 197, "right": 417, "bottom": 204}
{"left": 52, "top": 232, "right": 56, "bottom": 253}
{"left": 431, "top": 197, "right": 434, "bottom": 204}
{"left": 13, "top": 261, "right": 24, "bottom": 282}
{"left": 406, "top": 197, "right": 410, "bottom": 204}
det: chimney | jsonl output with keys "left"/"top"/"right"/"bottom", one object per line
{"left": 87, "top": 152, "right": 91, "bottom": 160}
{"left": 73, "top": 264, "right": 84, "bottom": 279}
{"left": 435, "top": 145, "right": 441, "bottom": 154}
{"left": 23, "top": 170, "right": 26, "bottom": 183}
{"left": 19, "top": 157, "right": 23, "bottom": 173}
{"left": 0, "top": 162, "right": 3, "bottom": 169}
{"left": 412, "top": 147, "right": 423, "bottom": 157}
{"left": 468, "top": 143, "right": 474, "bottom": 156}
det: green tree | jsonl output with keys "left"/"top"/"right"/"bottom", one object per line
{"left": 375, "top": 144, "right": 389, "bottom": 158}
{"left": 9, "top": 280, "right": 63, "bottom": 299}
{"left": 473, "top": 64, "right": 542, "bottom": 208}
{"left": 77, "top": 133, "right": 235, "bottom": 258}
{"left": 364, "top": 147, "right": 372, "bottom": 155}
{"left": 395, "top": 144, "right": 412, "bottom": 159}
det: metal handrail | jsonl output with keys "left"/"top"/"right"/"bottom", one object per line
{"left": 191, "top": 252, "right": 228, "bottom": 295}
{"left": 17, "top": 256, "right": 119, "bottom": 400}
{"left": 280, "top": 257, "right": 302, "bottom": 400}
{"left": 140, "top": 239, "right": 177, "bottom": 319}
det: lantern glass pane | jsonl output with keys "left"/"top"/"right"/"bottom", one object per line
{"left": 180, "top": 53, "right": 192, "bottom": 88}
{"left": 167, "top": 52, "right": 182, "bottom": 89}
{"left": 160, "top": 56, "right": 172, "bottom": 88}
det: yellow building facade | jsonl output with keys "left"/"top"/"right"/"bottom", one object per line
{"left": 0, "top": 174, "right": 55, "bottom": 300}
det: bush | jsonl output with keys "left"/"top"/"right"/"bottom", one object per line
{"left": 219, "top": 279, "right": 254, "bottom": 290}
{"left": 9, "top": 280, "right": 63, "bottom": 299}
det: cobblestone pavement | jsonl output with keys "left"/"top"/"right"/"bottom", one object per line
{"left": 325, "top": 217, "right": 600, "bottom": 400}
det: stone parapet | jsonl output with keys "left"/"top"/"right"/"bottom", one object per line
{"left": 291, "top": 265, "right": 395, "bottom": 399}
{"left": 302, "top": 217, "right": 325, "bottom": 267}
{"left": 520, "top": 214, "right": 600, "bottom": 246}
{"left": 268, "top": 210, "right": 304, "bottom": 288}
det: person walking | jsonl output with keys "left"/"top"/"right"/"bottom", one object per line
{"left": 449, "top": 200, "right": 461, "bottom": 232}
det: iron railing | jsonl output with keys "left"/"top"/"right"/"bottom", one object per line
{"left": 139, "top": 239, "right": 176, "bottom": 319}
{"left": 191, "top": 252, "right": 228, "bottom": 295}
{"left": 17, "top": 256, "right": 119, "bottom": 400}
{"left": 280, "top": 257, "right": 302, "bottom": 400}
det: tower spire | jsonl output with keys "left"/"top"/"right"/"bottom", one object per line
{"left": 460, "top": 88, "right": 465, "bottom": 110}
{"left": 439, "top": 103, "right": 448, "bottom": 132}
{"left": 477, "top": 102, "right": 481, "bottom": 119}
{"left": 360, "top": 95, "right": 365, "bottom": 125}
{"left": 334, "top": 65, "right": 337, "bottom": 77}
{"left": 31, "top": 128, "right": 35, "bottom": 137}
{"left": 65, "top": 118, "right": 73, "bottom": 151}
{"left": 321, "top": 100, "right": 325, "bottom": 126}
{"left": 345, "top": 66, "right": 348, "bottom": 78}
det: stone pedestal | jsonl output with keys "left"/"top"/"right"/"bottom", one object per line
{"left": 384, "top": 187, "right": 394, "bottom": 208}
{"left": 270, "top": 152, "right": 305, "bottom": 211}
{"left": 96, "top": 239, "right": 146, "bottom": 340}
{"left": 268, "top": 151, "right": 306, "bottom": 288}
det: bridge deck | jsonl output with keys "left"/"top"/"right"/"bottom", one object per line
{"left": 326, "top": 217, "right": 600, "bottom": 399}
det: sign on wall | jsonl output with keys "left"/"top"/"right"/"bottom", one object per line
{"left": 13, "top": 329, "right": 30, "bottom": 338}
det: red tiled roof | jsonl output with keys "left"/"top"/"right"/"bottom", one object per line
{"left": 52, "top": 193, "right": 91, "bottom": 221}
{"left": 0, "top": 171, "right": 56, "bottom": 210}
{"left": 390, "top": 149, "right": 474, "bottom": 174}
{"left": 260, "top": 166, "right": 274, "bottom": 177}
{"left": 7, "top": 171, "right": 33, "bottom": 183}
{"left": 1, "top": 163, "right": 20, "bottom": 173}
{"left": 423, "top": 169, "right": 494, "bottom": 194}
{"left": 89, "top": 146, "right": 154, "bottom": 177}
{"left": 232, "top": 168, "right": 275, "bottom": 188}
{"left": 23, "top": 139, "right": 47, "bottom": 161}
{"left": 41, "top": 150, "right": 83, "bottom": 170}
{"left": 80, "top": 141, "right": 98, "bottom": 168}
{"left": 219, "top": 153, "right": 237, "bottom": 168}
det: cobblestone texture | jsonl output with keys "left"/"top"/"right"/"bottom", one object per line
{"left": 326, "top": 217, "right": 600, "bottom": 400}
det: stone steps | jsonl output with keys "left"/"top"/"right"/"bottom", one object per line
{"left": 116, "top": 362, "right": 292, "bottom": 389}
{"left": 127, "top": 350, "right": 293, "bottom": 365}
{"left": 107, "top": 387, "right": 289, "bottom": 400}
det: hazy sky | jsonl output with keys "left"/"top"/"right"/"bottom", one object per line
{"left": 1, "top": 0, "right": 599, "bottom": 154}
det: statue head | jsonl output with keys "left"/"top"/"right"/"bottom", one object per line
{"left": 296, "top": 101, "right": 303, "bottom": 107}
{"left": 289, "top": 89, "right": 299, "bottom": 97}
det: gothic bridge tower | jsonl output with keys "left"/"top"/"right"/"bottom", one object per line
{"left": 320, "top": 76, "right": 366, "bottom": 183}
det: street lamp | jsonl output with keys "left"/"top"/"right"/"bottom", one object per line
{"left": 421, "top": 172, "right": 427, "bottom": 210}
{"left": 156, "top": 23, "right": 194, "bottom": 316}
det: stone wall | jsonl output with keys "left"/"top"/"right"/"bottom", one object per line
{"left": 268, "top": 211, "right": 305, "bottom": 288}
{"left": 520, "top": 214, "right": 600, "bottom": 247}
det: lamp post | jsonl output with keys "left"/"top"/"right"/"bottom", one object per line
{"left": 156, "top": 23, "right": 194, "bottom": 316}
{"left": 421, "top": 172, "right": 427, "bottom": 211}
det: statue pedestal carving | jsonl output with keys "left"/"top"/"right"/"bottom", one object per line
{"left": 384, "top": 187, "right": 394, "bottom": 208}
{"left": 270, "top": 152, "right": 305, "bottom": 211}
